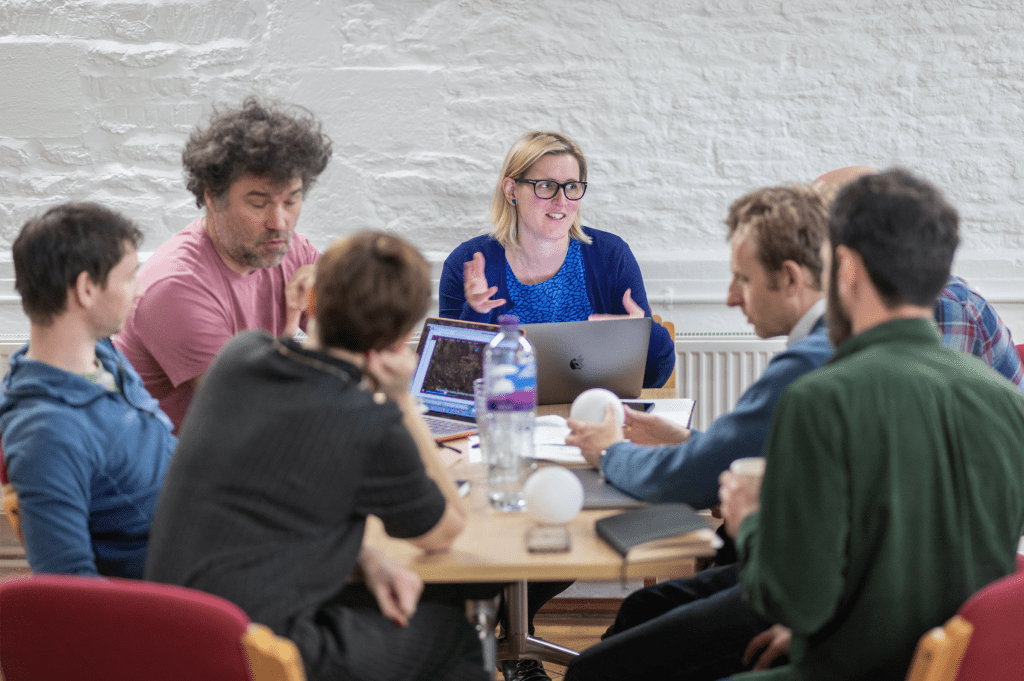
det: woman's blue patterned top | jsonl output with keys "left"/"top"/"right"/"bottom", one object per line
{"left": 504, "top": 238, "right": 593, "bottom": 323}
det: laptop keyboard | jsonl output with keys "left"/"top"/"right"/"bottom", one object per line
{"left": 424, "top": 415, "right": 475, "bottom": 436}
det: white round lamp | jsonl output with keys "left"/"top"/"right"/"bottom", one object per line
{"left": 570, "top": 388, "right": 625, "bottom": 425}
{"left": 524, "top": 466, "right": 585, "bottom": 525}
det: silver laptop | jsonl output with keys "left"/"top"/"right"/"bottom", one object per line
{"left": 523, "top": 317, "right": 651, "bottom": 405}
{"left": 412, "top": 317, "right": 499, "bottom": 441}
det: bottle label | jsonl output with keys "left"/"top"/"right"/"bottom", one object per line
{"left": 487, "top": 363, "right": 536, "bottom": 412}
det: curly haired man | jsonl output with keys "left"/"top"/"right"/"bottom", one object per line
{"left": 115, "top": 97, "right": 332, "bottom": 431}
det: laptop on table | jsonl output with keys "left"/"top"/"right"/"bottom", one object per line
{"left": 411, "top": 317, "right": 499, "bottom": 441}
{"left": 523, "top": 317, "right": 652, "bottom": 405}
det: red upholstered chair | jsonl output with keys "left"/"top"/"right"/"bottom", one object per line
{"left": 905, "top": 570, "right": 1024, "bottom": 681}
{"left": 0, "top": 574, "right": 306, "bottom": 681}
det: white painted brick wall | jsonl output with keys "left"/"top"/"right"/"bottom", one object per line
{"left": 1, "top": 0, "right": 1023, "bottom": 340}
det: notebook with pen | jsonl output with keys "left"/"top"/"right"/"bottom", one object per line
{"left": 411, "top": 317, "right": 499, "bottom": 441}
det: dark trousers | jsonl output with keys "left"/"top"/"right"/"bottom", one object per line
{"left": 563, "top": 565, "right": 772, "bottom": 681}
{"left": 299, "top": 582, "right": 497, "bottom": 681}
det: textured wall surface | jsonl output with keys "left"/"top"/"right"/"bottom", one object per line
{"left": 1, "top": 0, "right": 1023, "bottom": 338}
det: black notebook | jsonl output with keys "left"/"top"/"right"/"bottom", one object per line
{"left": 595, "top": 503, "right": 711, "bottom": 557}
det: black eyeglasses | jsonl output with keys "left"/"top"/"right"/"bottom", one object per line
{"left": 515, "top": 179, "right": 588, "bottom": 201}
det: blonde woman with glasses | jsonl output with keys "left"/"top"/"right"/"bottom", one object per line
{"left": 439, "top": 130, "right": 674, "bottom": 389}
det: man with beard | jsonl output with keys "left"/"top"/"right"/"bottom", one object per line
{"left": 115, "top": 97, "right": 332, "bottom": 431}
{"left": 717, "top": 169, "right": 1024, "bottom": 681}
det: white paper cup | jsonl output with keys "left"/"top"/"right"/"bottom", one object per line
{"left": 729, "top": 456, "right": 767, "bottom": 489}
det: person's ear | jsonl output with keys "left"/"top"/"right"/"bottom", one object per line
{"left": 779, "top": 259, "right": 803, "bottom": 294}
{"left": 204, "top": 189, "right": 218, "bottom": 213}
{"left": 502, "top": 177, "right": 517, "bottom": 205}
{"left": 834, "top": 245, "right": 859, "bottom": 297}
{"left": 71, "top": 271, "right": 98, "bottom": 310}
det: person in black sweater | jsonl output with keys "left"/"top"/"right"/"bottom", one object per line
{"left": 146, "top": 230, "right": 486, "bottom": 681}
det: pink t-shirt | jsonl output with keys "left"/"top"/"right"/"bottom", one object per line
{"left": 114, "top": 218, "right": 320, "bottom": 432}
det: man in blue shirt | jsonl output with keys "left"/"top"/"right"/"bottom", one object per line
{"left": 0, "top": 203, "right": 176, "bottom": 577}
{"left": 567, "top": 183, "right": 833, "bottom": 510}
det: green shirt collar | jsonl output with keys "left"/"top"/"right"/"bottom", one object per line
{"left": 832, "top": 317, "right": 941, "bottom": 364}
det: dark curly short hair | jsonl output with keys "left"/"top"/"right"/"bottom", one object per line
{"left": 830, "top": 168, "right": 959, "bottom": 308}
{"left": 183, "top": 96, "right": 333, "bottom": 208}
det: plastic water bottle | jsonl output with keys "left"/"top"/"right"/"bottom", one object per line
{"left": 482, "top": 314, "right": 536, "bottom": 511}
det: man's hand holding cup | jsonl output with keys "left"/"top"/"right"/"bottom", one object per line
{"left": 719, "top": 456, "right": 766, "bottom": 538}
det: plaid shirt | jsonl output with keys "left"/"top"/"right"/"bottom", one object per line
{"left": 934, "top": 275, "right": 1024, "bottom": 391}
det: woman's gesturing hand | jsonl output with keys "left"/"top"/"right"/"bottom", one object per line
{"left": 463, "top": 252, "right": 506, "bottom": 314}
{"left": 588, "top": 289, "right": 644, "bottom": 321}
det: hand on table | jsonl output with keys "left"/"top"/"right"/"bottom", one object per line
{"left": 623, "top": 408, "right": 691, "bottom": 446}
{"left": 743, "top": 624, "right": 792, "bottom": 671}
{"left": 588, "top": 289, "right": 644, "bottom": 321}
{"left": 718, "top": 470, "right": 761, "bottom": 539}
{"left": 359, "top": 546, "right": 424, "bottom": 628}
{"left": 566, "top": 403, "right": 625, "bottom": 467}
{"left": 284, "top": 264, "right": 316, "bottom": 336}
{"left": 463, "top": 252, "right": 506, "bottom": 314}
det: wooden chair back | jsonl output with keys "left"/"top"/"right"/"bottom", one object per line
{"left": 652, "top": 315, "right": 677, "bottom": 391}
{"left": 905, "top": 570, "right": 1024, "bottom": 681}
{"left": 0, "top": 444, "right": 22, "bottom": 544}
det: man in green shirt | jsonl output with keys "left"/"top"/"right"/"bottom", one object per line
{"left": 721, "top": 168, "right": 1024, "bottom": 681}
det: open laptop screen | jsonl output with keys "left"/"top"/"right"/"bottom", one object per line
{"left": 411, "top": 318, "right": 499, "bottom": 418}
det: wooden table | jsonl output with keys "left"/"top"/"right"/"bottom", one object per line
{"left": 366, "top": 467, "right": 714, "bottom": 585}
{"left": 366, "top": 389, "right": 716, "bottom": 670}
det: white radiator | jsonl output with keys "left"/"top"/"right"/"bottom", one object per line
{"left": 674, "top": 336, "right": 787, "bottom": 431}
{"left": 0, "top": 338, "right": 26, "bottom": 379}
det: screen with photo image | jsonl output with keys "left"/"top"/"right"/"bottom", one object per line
{"left": 411, "top": 318, "right": 499, "bottom": 415}
{"left": 420, "top": 335, "right": 488, "bottom": 398}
